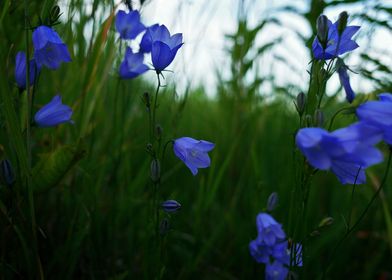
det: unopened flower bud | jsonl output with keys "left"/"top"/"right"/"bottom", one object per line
{"left": 295, "top": 92, "right": 306, "bottom": 116}
{"left": 313, "top": 109, "right": 324, "bottom": 127}
{"left": 50, "top": 5, "right": 61, "bottom": 23}
{"left": 155, "top": 125, "right": 163, "bottom": 139}
{"left": 159, "top": 218, "right": 170, "bottom": 235}
{"left": 337, "top": 11, "right": 348, "bottom": 35}
{"left": 142, "top": 92, "right": 151, "bottom": 110}
{"left": 146, "top": 143, "right": 153, "bottom": 153}
{"left": 161, "top": 200, "right": 181, "bottom": 213}
{"left": 305, "top": 114, "right": 312, "bottom": 127}
{"left": 318, "top": 217, "right": 334, "bottom": 228}
{"left": 150, "top": 158, "right": 160, "bottom": 182}
{"left": 266, "top": 192, "right": 278, "bottom": 212}
{"left": 0, "top": 159, "right": 15, "bottom": 186}
{"left": 316, "top": 15, "right": 329, "bottom": 48}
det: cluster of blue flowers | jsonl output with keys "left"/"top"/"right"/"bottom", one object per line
{"left": 115, "top": 9, "right": 183, "bottom": 78}
{"left": 249, "top": 212, "right": 302, "bottom": 280}
{"left": 15, "top": 25, "right": 73, "bottom": 127}
{"left": 312, "top": 13, "right": 360, "bottom": 103}
{"left": 297, "top": 12, "right": 392, "bottom": 185}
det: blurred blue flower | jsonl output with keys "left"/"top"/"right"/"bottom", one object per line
{"left": 337, "top": 63, "right": 355, "bottom": 103}
{"left": 296, "top": 123, "right": 383, "bottom": 184}
{"left": 249, "top": 239, "right": 271, "bottom": 264}
{"left": 271, "top": 241, "right": 290, "bottom": 265}
{"left": 256, "top": 213, "right": 286, "bottom": 246}
{"left": 139, "top": 24, "right": 183, "bottom": 72}
{"left": 115, "top": 10, "right": 145, "bottom": 40}
{"left": 265, "top": 260, "right": 289, "bottom": 280}
{"left": 34, "top": 95, "right": 73, "bottom": 127}
{"left": 357, "top": 93, "right": 392, "bottom": 145}
{"left": 173, "top": 137, "right": 214, "bottom": 175}
{"left": 32, "top": 26, "right": 71, "bottom": 69}
{"left": 119, "top": 47, "right": 149, "bottom": 79}
{"left": 161, "top": 200, "right": 181, "bottom": 213}
{"left": 312, "top": 17, "right": 360, "bottom": 60}
{"left": 15, "top": 51, "right": 40, "bottom": 90}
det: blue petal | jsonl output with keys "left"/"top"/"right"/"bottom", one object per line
{"left": 330, "top": 160, "right": 366, "bottom": 185}
{"left": 378, "top": 93, "right": 392, "bottom": 102}
{"left": 337, "top": 66, "right": 355, "bottom": 103}
{"left": 32, "top": 26, "right": 64, "bottom": 50}
{"left": 357, "top": 101, "right": 392, "bottom": 127}
{"left": 152, "top": 41, "right": 176, "bottom": 71}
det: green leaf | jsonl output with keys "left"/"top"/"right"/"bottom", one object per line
{"left": 32, "top": 142, "right": 86, "bottom": 193}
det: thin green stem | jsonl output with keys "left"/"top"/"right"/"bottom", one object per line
{"left": 322, "top": 151, "right": 392, "bottom": 279}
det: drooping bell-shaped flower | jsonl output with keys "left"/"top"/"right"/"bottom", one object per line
{"left": 115, "top": 10, "right": 145, "bottom": 40}
{"left": 34, "top": 95, "right": 73, "bottom": 127}
{"left": 119, "top": 47, "right": 149, "bottom": 79}
{"left": 32, "top": 26, "right": 71, "bottom": 69}
{"left": 15, "top": 51, "right": 40, "bottom": 90}
{"left": 173, "top": 137, "right": 214, "bottom": 176}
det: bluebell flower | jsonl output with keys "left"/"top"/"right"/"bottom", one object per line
{"left": 115, "top": 10, "right": 145, "bottom": 40}
{"left": 119, "top": 47, "right": 149, "bottom": 79}
{"left": 249, "top": 239, "right": 272, "bottom": 264}
{"left": 139, "top": 24, "right": 183, "bottom": 72}
{"left": 173, "top": 137, "right": 214, "bottom": 175}
{"left": 15, "top": 51, "right": 40, "bottom": 90}
{"left": 271, "top": 241, "right": 290, "bottom": 265}
{"left": 312, "top": 17, "right": 360, "bottom": 60}
{"left": 34, "top": 95, "right": 73, "bottom": 127}
{"left": 256, "top": 213, "right": 286, "bottom": 246}
{"left": 32, "top": 26, "right": 71, "bottom": 69}
{"left": 357, "top": 93, "right": 392, "bottom": 145}
{"left": 161, "top": 200, "right": 181, "bottom": 213}
{"left": 296, "top": 122, "right": 383, "bottom": 184}
{"left": 265, "top": 260, "right": 289, "bottom": 280}
{"left": 337, "top": 63, "right": 355, "bottom": 103}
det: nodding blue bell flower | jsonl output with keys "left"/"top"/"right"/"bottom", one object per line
{"left": 357, "top": 93, "right": 392, "bottom": 145}
{"left": 119, "top": 47, "right": 149, "bottom": 79}
{"left": 34, "top": 95, "right": 73, "bottom": 127}
{"left": 115, "top": 10, "right": 145, "bottom": 40}
{"left": 0, "top": 159, "right": 15, "bottom": 186}
{"left": 312, "top": 15, "right": 360, "bottom": 60}
{"left": 32, "top": 25, "right": 71, "bottom": 70}
{"left": 15, "top": 51, "right": 40, "bottom": 90}
{"left": 173, "top": 137, "right": 215, "bottom": 176}
{"left": 139, "top": 24, "right": 183, "bottom": 72}
{"left": 256, "top": 213, "right": 286, "bottom": 246}
{"left": 265, "top": 260, "right": 289, "bottom": 280}
{"left": 337, "top": 61, "right": 355, "bottom": 103}
{"left": 161, "top": 200, "right": 181, "bottom": 213}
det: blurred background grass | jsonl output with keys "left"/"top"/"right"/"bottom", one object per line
{"left": 1, "top": 0, "right": 392, "bottom": 279}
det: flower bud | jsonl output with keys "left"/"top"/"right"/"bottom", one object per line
{"left": 318, "top": 217, "right": 334, "bottom": 228}
{"left": 150, "top": 158, "right": 160, "bottom": 182}
{"left": 313, "top": 109, "right": 324, "bottom": 127}
{"left": 310, "top": 230, "right": 320, "bottom": 237}
{"left": 155, "top": 124, "right": 163, "bottom": 139}
{"left": 316, "top": 15, "right": 329, "bottom": 49}
{"left": 305, "top": 114, "right": 312, "bottom": 127}
{"left": 266, "top": 192, "right": 278, "bottom": 212}
{"left": 295, "top": 92, "right": 306, "bottom": 116}
{"left": 159, "top": 218, "right": 170, "bottom": 235}
{"left": 0, "top": 159, "right": 15, "bottom": 186}
{"left": 50, "top": 5, "right": 61, "bottom": 24}
{"left": 142, "top": 92, "right": 151, "bottom": 110}
{"left": 337, "top": 11, "right": 348, "bottom": 35}
{"left": 146, "top": 143, "right": 153, "bottom": 153}
{"left": 161, "top": 200, "right": 181, "bottom": 213}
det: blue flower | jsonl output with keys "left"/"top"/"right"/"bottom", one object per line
{"left": 296, "top": 123, "right": 383, "bottom": 184}
{"left": 15, "top": 51, "right": 40, "bottom": 90}
{"left": 173, "top": 137, "right": 214, "bottom": 175}
{"left": 249, "top": 239, "right": 272, "bottom": 264}
{"left": 32, "top": 26, "right": 71, "bottom": 69}
{"left": 139, "top": 24, "right": 183, "bottom": 72}
{"left": 161, "top": 200, "right": 181, "bottom": 213}
{"left": 357, "top": 93, "right": 392, "bottom": 145}
{"left": 115, "top": 10, "right": 145, "bottom": 40}
{"left": 265, "top": 260, "right": 289, "bottom": 280}
{"left": 312, "top": 17, "right": 360, "bottom": 60}
{"left": 256, "top": 213, "right": 286, "bottom": 246}
{"left": 337, "top": 63, "right": 355, "bottom": 103}
{"left": 271, "top": 241, "right": 290, "bottom": 265}
{"left": 119, "top": 47, "right": 149, "bottom": 79}
{"left": 34, "top": 95, "right": 73, "bottom": 127}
